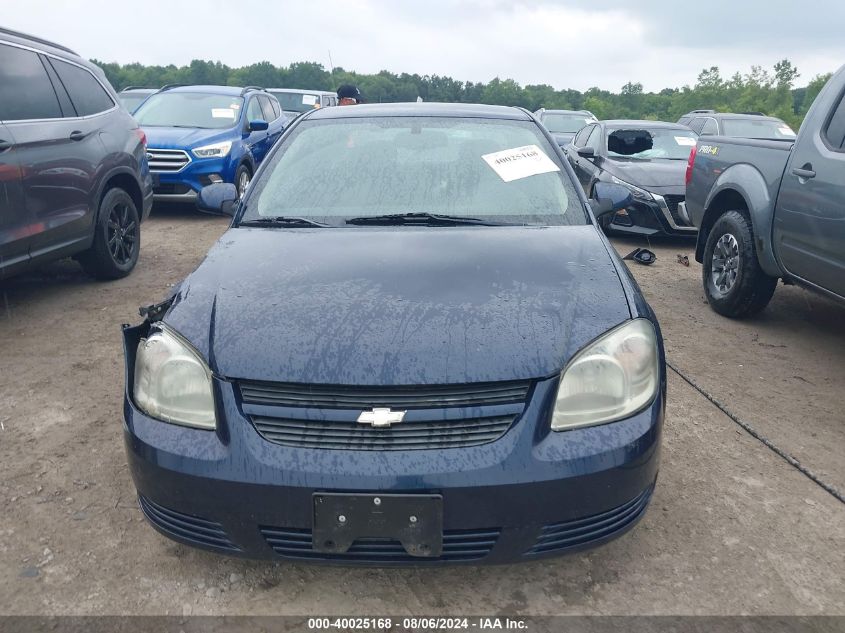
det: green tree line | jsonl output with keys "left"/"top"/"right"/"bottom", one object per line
{"left": 93, "top": 57, "right": 833, "bottom": 128}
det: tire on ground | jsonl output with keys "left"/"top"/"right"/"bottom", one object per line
{"left": 702, "top": 209, "right": 778, "bottom": 318}
{"left": 235, "top": 163, "right": 252, "bottom": 199}
{"left": 78, "top": 188, "right": 140, "bottom": 280}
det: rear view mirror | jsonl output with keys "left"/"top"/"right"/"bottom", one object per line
{"left": 197, "top": 183, "right": 238, "bottom": 216}
{"left": 591, "top": 182, "right": 633, "bottom": 219}
{"left": 249, "top": 119, "right": 269, "bottom": 132}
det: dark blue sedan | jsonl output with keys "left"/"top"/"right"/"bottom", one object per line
{"left": 122, "top": 103, "right": 665, "bottom": 564}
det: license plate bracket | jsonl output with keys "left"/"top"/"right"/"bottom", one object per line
{"left": 313, "top": 493, "right": 443, "bottom": 558}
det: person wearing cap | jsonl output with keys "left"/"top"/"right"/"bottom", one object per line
{"left": 337, "top": 84, "right": 362, "bottom": 105}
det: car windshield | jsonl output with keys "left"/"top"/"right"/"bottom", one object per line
{"left": 133, "top": 93, "right": 244, "bottom": 129}
{"left": 543, "top": 113, "right": 594, "bottom": 133}
{"left": 118, "top": 93, "right": 151, "bottom": 113}
{"left": 607, "top": 127, "right": 698, "bottom": 160}
{"left": 243, "top": 116, "right": 586, "bottom": 226}
{"left": 721, "top": 118, "right": 796, "bottom": 139}
{"left": 269, "top": 91, "right": 322, "bottom": 114}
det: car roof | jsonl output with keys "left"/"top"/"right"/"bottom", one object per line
{"left": 601, "top": 119, "right": 692, "bottom": 130}
{"left": 0, "top": 26, "right": 78, "bottom": 57}
{"left": 120, "top": 87, "right": 159, "bottom": 93}
{"left": 161, "top": 85, "right": 257, "bottom": 96}
{"left": 541, "top": 109, "right": 593, "bottom": 115}
{"left": 268, "top": 88, "right": 337, "bottom": 96}
{"left": 305, "top": 102, "right": 533, "bottom": 120}
{"left": 704, "top": 113, "right": 783, "bottom": 122}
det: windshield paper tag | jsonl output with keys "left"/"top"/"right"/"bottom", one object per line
{"left": 675, "top": 136, "right": 696, "bottom": 146}
{"left": 482, "top": 145, "right": 560, "bottom": 183}
{"left": 779, "top": 127, "right": 796, "bottom": 136}
{"left": 211, "top": 108, "right": 236, "bottom": 119}
{"left": 302, "top": 95, "right": 318, "bottom": 105}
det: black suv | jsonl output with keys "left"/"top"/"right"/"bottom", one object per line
{"left": 0, "top": 28, "right": 152, "bottom": 280}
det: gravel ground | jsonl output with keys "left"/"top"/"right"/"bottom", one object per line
{"left": 0, "top": 208, "right": 843, "bottom": 616}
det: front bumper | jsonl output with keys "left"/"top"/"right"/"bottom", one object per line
{"left": 605, "top": 193, "right": 697, "bottom": 237}
{"left": 151, "top": 155, "right": 233, "bottom": 202}
{"left": 122, "top": 325, "right": 663, "bottom": 565}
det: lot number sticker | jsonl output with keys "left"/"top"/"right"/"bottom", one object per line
{"left": 779, "top": 127, "right": 796, "bottom": 136}
{"left": 675, "top": 136, "right": 697, "bottom": 146}
{"left": 211, "top": 108, "right": 236, "bottom": 119}
{"left": 302, "top": 94, "right": 318, "bottom": 105}
{"left": 482, "top": 145, "right": 560, "bottom": 182}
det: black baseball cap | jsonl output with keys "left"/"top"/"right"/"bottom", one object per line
{"left": 337, "top": 84, "right": 362, "bottom": 101}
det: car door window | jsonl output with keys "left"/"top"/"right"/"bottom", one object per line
{"left": 247, "top": 97, "right": 264, "bottom": 122}
{"left": 688, "top": 118, "right": 706, "bottom": 135}
{"left": 49, "top": 58, "right": 114, "bottom": 117}
{"left": 269, "top": 97, "right": 281, "bottom": 120}
{"left": 824, "top": 90, "right": 845, "bottom": 150}
{"left": 586, "top": 125, "right": 602, "bottom": 151}
{"left": 0, "top": 43, "right": 62, "bottom": 121}
{"left": 700, "top": 118, "right": 719, "bottom": 135}
{"left": 573, "top": 125, "right": 593, "bottom": 147}
{"left": 40, "top": 55, "right": 76, "bottom": 117}
{"left": 258, "top": 95, "right": 276, "bottom": 122}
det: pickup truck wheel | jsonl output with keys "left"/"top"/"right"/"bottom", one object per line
{"left": 702, "top": 210, "right": 777, "bottom": 318}
{"left": 77, "top": 188, "right": 140, "bottom": 280}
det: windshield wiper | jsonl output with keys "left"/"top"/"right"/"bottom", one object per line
{"left": 346, "top": 212, "right": 510, "bottom": 226}
{"left": 240, "top": 216, "right": 330, "bottom": 228}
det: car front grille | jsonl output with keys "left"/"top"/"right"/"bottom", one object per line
{"left": 663, "top": 194, "right": 688, "bottom": 226}
{"left": 525, "top": 485, "right": 653, "bottom": 555}
{"left": 239, "top": 379, "right": 532, "bottom": 409}
{"left": 138, "top": 495, "right": 239, "bottom": 551}
{"left": 146, "top": 148, "right": 191, "bottom": 173}
{"left": 260, "top": 525, "right": 500, "bottom": 562}
{"left": 251, "top": 415, "right": 516, "bottom": 450}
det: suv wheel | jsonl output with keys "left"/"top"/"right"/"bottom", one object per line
{"left": 702, "top": 209, "right": 777, "bottom": 318}
{"left": 236, "top": 164, "right": 252, "bottom": 198}
{"left": 78, "top": 188, "right": 140, "bottom": 280}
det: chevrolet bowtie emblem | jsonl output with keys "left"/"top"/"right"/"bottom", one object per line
{"left": 357, "top": 408, "right": 406, "bottom": 428}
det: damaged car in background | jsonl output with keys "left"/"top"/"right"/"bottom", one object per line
{"left": 565, "top": 120, "right": 698, "bottom": 236}
{"left": 121, "top": 103, "right": 665, "bottom": 564}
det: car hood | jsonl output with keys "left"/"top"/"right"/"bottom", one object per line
{"left": 142, "top": 126, "right": 235, "bottom": 150}
{"left": 603, "top": 158, "right": 687, "bottom": 189}
{"left": 163, "top": 225, "right": 631, "bottom": 385}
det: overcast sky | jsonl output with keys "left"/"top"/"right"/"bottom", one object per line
{"left": 4, "top": 0, "right": 842, "bottom": 91}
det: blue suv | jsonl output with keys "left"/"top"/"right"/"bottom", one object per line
{"left": 133, "top": 85, "right": 286, "bottom": 204}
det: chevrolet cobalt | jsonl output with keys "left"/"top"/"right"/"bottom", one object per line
{"left": 122, "top": 103, "right": 665, "bottom": 564}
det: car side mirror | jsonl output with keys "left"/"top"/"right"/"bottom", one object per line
{"left": 590, "top": 182, "right": 633, "bottom": 219}
{"left": 197, "top": 183, "right": 238, "bottom": 216}
{"left": 248, "top": 119, "right": 269, "bottom": 132}
{"left": 576, "top": 146, "right": 595, "bottom": 158}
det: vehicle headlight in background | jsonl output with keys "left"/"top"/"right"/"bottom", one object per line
{"left": 610, "top": 175, "right": 654, "bottom": 202}
{"left": 134, "top": 325, "right": 216, "bottom": 429}
{"left": 552, "top": 319, "right": 659, "bottom": 431}
{"left": 193, "top": 141, "right": 232, "bottom": 158}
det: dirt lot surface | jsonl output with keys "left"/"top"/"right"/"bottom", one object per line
{"left": 1, "top": 209, "right": 843, "bottom": 616}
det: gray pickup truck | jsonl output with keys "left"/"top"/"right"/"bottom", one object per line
{"left": 684, "top": 65, "right": 845, "bottom": 318}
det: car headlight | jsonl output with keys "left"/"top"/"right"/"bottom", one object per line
{"left": 133, "top": 324, "right": 216, "bottom": 429}
{"left": 551, "top": 319, "right": 659, "bottom": 431}
{"left": 610, "top": 175, "right": 653, "bottom": 201}
{"left": 193, "top": 141, "right": 232, "bottom": 158}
